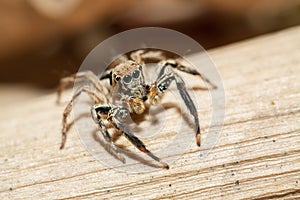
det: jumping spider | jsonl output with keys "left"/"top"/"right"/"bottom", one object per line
{"left": 57, "top": 50, "right": 216, "bottom": 169}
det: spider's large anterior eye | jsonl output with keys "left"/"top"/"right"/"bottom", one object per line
{"left": 132, "top": 70, "right": 140, "bottom": 79}
{"left": 123, "top": 74, "right": 132, "bottom": 84}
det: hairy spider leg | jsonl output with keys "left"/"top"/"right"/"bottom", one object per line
{"left": 60, "top": 87, "right": 105, "bottom": 149}
{"left": 57, "top": 71, "right": 107, "bottom": 104}
{"left": 158, "top": 60, "right": 217, "bottom": 89}
{"left": 153, "top": 70, "right": 201, "bottom": 146}
{"left": 91, "top": 104, "right": 126, "bottom": 163}
{"left": 130, "top": 50, "right": 166, "bottom": 65}
{"left": 108, "top": 107, "right": 169, "bottom": 169}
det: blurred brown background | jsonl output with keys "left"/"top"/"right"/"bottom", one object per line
{"left": 0, "top": 0, "right": 300, "bottom": 94}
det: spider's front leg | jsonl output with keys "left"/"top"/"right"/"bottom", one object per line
{"left": 148, "top": 70, "right": 201, "bottom": 146}
{"left": 158, "top": 59, "right": 217, "bottom": 89}
{"left": 107, "top": 106, "right": 169, "bottom": 169}
{"left": 91, "top": 104, "right": 126, "bottom": 163}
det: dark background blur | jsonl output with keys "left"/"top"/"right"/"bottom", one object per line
{"left": 0, "top": 0, "right": 300, "bottom": 94}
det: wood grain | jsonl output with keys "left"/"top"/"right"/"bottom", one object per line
{"left": 1, "top": 26, "right": 300, "bottom": 200}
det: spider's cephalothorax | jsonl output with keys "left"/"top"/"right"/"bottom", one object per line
{"left": 57, "top": 50, "right": 217, "bottom": 169}
{"left": 111, "top": 60, "right": 148, "bottom": 114}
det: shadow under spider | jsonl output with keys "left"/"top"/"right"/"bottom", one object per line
{"left": 191, "top": 86, "right": 211, "bottom": 91}
{"left": 130, "top": 102, "right": 193, "bottom": 126}
{"left": 92, "top": 130, "right": 162, "bottom": 169}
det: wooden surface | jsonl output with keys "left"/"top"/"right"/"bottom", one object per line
{"left": 1, "top": 26, "right": 300, "bottom": 199}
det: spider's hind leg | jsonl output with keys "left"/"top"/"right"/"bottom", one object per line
{"left": 57, "top": 71, "right": 107, "bottom": 104}
{"left": 60, "top": 87, "right": 105, "bottom": 149}
{"left": 130, "top": 50, "right": 166, "bottom": 65}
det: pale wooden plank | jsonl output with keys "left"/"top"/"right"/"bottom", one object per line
{"left": 1, "top": 26, "right": 300, "bottom": 199}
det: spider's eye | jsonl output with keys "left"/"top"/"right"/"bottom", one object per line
{"left": 123, "top": 74, "right": 132, "bottom": 84}
{"left": 115, "top": 76, "right": 121, "bottom": 82}
{"left": 139, "top": 65, "right": 143, "bottom": 70}
{"left": 132, "top": 70, "right": 140, "bottom": 79}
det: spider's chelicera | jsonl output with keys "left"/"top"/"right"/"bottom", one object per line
{"left": 57, "top": 50, "right": 216, "bottom": 169}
